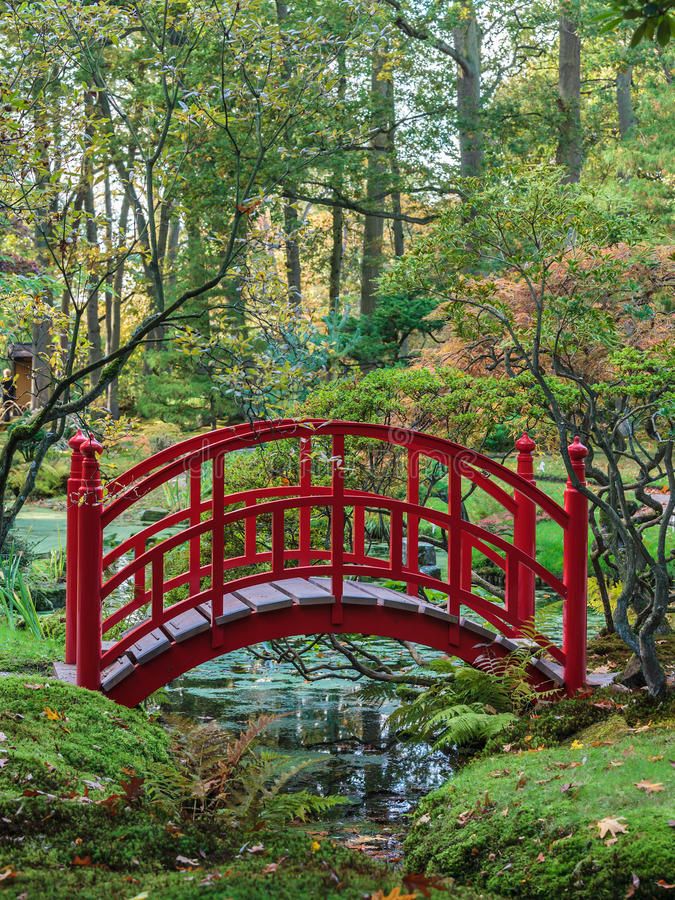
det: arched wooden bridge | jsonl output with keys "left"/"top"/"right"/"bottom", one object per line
{"left": 59, "top": 419, "right": 590, "bottom": 706}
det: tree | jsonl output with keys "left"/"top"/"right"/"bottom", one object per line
{"left": 384, "top": 168, "right": 674, "bottom": 696}
{"left": 0, "top": 0, "right": 367, "bottom": 543}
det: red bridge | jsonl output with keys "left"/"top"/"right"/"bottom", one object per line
{"left": 59, "top": 420, "right": 590, "bottom": 706}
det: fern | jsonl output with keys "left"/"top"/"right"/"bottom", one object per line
{"left": 160, "top": 714, "right": 343, "bottom": 828}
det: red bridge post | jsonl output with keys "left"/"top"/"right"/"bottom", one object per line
{"left": 563, "top": 436, "right": 589, "bottom": 695}
{"left": 514, "top": 433, "right": 536, "bottom": 630}
{"left": 76, "top": 436, "right": 104, "bottom": 690}
{"left": 65, "top": 430, "right": 86, "bottom": 665}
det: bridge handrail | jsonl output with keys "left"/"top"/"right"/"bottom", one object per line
{"left": 99, "top": 492, "right": 567, "bottom": 631}
{"left": 101, "top": 419, "right": 568, "bottom": 529}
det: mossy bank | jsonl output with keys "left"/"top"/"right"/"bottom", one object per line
{"left": 0, "top": 677, "right": 423, "bottom": 899}
{"left": 405, "top": 694, "right": 675, "bottom": 898}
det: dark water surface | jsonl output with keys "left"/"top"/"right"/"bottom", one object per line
{"left": 161, "top": 647, "right": 453, "bottom": 851}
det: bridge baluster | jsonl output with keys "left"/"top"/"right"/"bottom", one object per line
{"left": 447, "top": 455, "right": 462, "bottom": 644}
{"left": 331, "top": 434, "right": 345, "bottom": 624}
{"left": 211, "top": 453, "right": 225, "bottom": 639}
{"left": 299, "top": 436, "right": 312, "bottom": 566}
{"left": 65, "top": 430, "right": 86, "bottom": 665}
{"left": 76, "top": 436, "right": 103, "bottom": 690}
{"left": 151, "top": 556, "right": 164, "bottom": 624}
{"left": 272, "top": 508, "right": 284, "bottom": 574}
{"left": 189, "top": 462, "right": 201, "bottom": 595}
{"left": 133, "top": 536, "right": 146, "bottom": 604}
{"left": 563, "top": 436, "right": 589, "bottom": 695}
{"left": 406, "top": 448, "right": 419, "bottom": 597}
{"left": 514, "top": 433, "right": 537, "bottom": 631}
{"left": 390, "top": 508, "right": 403, "bottom": 577}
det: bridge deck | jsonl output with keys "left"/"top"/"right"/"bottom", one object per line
{"left": 55, "top": 578, "right": 568, "bottom": 696}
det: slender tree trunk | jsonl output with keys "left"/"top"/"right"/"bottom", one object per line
{"left": 282, "top": 200, "right": 302, "bottom": 306}
{"left": 83, "top": 93, "right": 102, "bottom": 387}
{"left": 275, "top": 0, "right": 303, "bottom": 307}
{"left": 360, "top": 49, "right": 390, "bottom": 316}
{"left": 329, "top": 47, "right": 347, "bottom": 314}
{"left": 329, "top": 204, "right": 344, "bottom": 315}
{"left": 556, "top": 11, "right": 583, "bottom": 183}
{"left": 453, "top": 4, "right": 483, "bottom": 178}
{"left": 389, "top": 68, "right": 405, "bottom": 256}
{"left": 104, "top": 173, "right": 130, "bottom": 418}
{"left": 616, "top": 65, "right": 636, "bottom": 138}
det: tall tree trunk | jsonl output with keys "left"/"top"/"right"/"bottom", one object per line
{"left": 329, "top": 47, "right": 347, "bottom": 314}
{"left": 282, "top": 200, "right": 302, "bottom": 307}
{"left": 453, "top": 4, "right": 482, "bottom": 178}
{"left": 275, "top": 0, "right": 303, "bottom": 307}
{"left": 104, "top": 170, "right": 130, "bottom": 418}
{"left": 556, "top": 11, "right": 583, "bottom": 183}
{"left": 360, "top": 50, "right": 390, "bottom": 316}
{"left": 389, "top": 68, "right": 405, "bottom": 256}
{"left": 616, "top": 65, "right": 636, "bottom": 138}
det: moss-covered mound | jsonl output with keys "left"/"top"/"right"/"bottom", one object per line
{"left": 0, "top": 678, "right": 424, "bottom": 899}
{"left": 405, "top": 713, "right": 674, "bottom": 899}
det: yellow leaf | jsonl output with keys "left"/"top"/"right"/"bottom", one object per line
{"left": 570, "top": 740, "right": 584, "bottom": 750}
{"left": 310, "top": 840, "right": 321, "bottom": 852}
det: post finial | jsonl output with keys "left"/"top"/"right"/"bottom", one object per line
{"left": 568, "top": 435, "right": 588, "bottom": 462}
{"left": 81, "top": 435, "right": 103, "bottom": 459}
{"left": 68, "top": 429, "right": 86, "bottom": 454}
{"left": 515, "top": 432, "right": 536, "bottom": 454}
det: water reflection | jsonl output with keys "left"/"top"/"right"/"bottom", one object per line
{"left": 162, "top": 647, "right": 453, "bottom": 827}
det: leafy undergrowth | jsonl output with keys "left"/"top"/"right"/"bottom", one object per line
{"left": 0, "top": 677, "right": 478, "bottom": 899}
{"left": 406, "top": 698, "right": 675, "bottom": 898}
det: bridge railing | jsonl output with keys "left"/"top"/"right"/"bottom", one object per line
{"left": 66, "top": 420, "right": 589, "bottom": 694}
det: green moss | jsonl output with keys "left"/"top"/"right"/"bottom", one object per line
{"left": 406, "top": 728, "right": 675, "bottom": 898}
{"left": 0, "top": 677, "right": 172, "bottom": 797}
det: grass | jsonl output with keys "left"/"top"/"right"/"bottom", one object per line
{"left": 0, "top": 622, "right": 62, "bottom": 674}
{"left": 405, "top": 700, "right": 675, "bottom": 898}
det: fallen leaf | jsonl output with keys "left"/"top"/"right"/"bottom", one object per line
{"left": 649, "top": 755, "right": 664, "bottom": 762}
{"left": 43, "top": 708, "right": 66, "bottom": 721}
{"left": 22, "top": 683, "right": 44, "bottom": 690}
{"left": 248, "top": 844, "right": 265, "bottom": 854}
{"left": 0, "top": 759, "right": 8, "bottom": 768}
{"left": 570, "top": 740, "right": 584, "bottom": 750}
{"left": 536, "top": 853, "right": 546, "bottom": 863}
{"left": 632, "top": 722, "right": 652, "bottom": 733}
{"left": 626, "top": 873, "right": 640, "bottom": 898}
{"left": 609, "top": 760, "right": 624, "bottom": 768}
{"left": 71, "top": 855, "right": 92, "bottom": 867}
{"left": 371, "top": 889, "right": 417, "bottom": 900}
{"left": 516, "top": 772, "right": 527, "bottom": 789}
{"left": 416, "top": 813, "right": 431, "bottom": 826}
{"left": 596, "top": 817, "right": 629, "bottom": 840}
{"left": 655, "top": 880, "right": 675, "bottom": 889}
{"left": 635, "top": 781, "right": 665, "bottom": 794}
{"left": 401, "top": 873, "right": 447, "bottom": 897}
{"left": 0, "top": 867, "right": 16, "bottom": 881}
{"left": 175, "top": 855, "right": 199, "bottom": 868}
{"left": 489, "top": 769, "right": 511, "bottom": 778}
{"left": 0, "top": 733, "right": 6, "bottom": 743}
{"left": 561, "top": 782, "right": 581, "bottom": 794}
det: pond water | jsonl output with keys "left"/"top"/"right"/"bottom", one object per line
{"left": 159, "top": 646, "right": 453, "bottom": 855}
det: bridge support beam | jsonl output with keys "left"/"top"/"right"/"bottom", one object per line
{"left": 563, "top": 436, "right": 589, "bottom": 695}
{"left": 76, "top": 437, "right": 104, "bottom": 691}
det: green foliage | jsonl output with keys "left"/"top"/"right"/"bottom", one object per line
{"left": 0, "top": 548, "right": 42, "bottom": 638}
{"left": 598, "top": 0, "right": 675, "bottom": 45}
{"left": 337, "top": 293, "right": 445, "bottom": 367}
{"left": 389, "top": 666, "right": 516, "bottom": 752}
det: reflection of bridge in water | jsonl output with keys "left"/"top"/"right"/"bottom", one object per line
{"left": 56, "top": 419, "right": 591, "bottom": 706}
